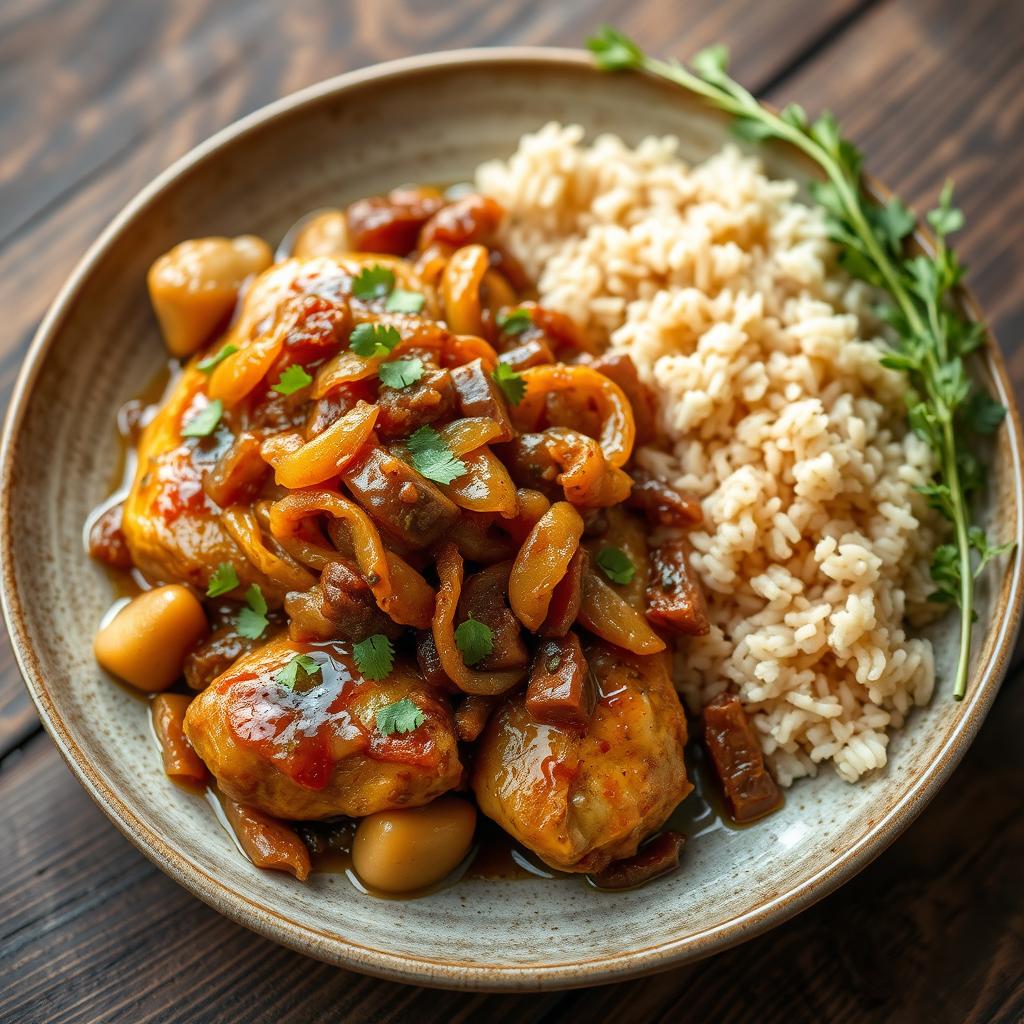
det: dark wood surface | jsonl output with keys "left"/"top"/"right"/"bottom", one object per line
{"left": 1, "top": 1, "right": 1022, "bottom": 1021}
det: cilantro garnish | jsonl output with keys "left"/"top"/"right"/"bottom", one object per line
{"left": 596, "top": 546, "right": 636, "bottom": 585}
{"left": 496, "top": 308, "right": 533, "bottom": 336}
{"left": 236, "top": 584, "right": 269, "bottom": 639}
{"left": 378, "top": 357, "right": 425, "bottom": 390}
{"left": 275, "top": 653, "right": 321, "bottom": 690}
{"left": 353, "top": 633, "right": 395, "bottom": 681}
{"left": 351, "top": 265, "right": 396, "bottom": 301}
{"left": 181, "top": 398, "right": 223, "bottom": 438}
{"left": 406, "top": 424, "right": 444, "bottom": 455}
{"left": 206, "top": 562, "right": 239, "bottom": 598}
{"left": 455, "top": 616, "right": 494, "bottom": 666}
{"left": 271, "top": 364, "right": 313, "bottom": 396}
{"left": 349, "top": 322, "right": 402, "bottom": 358}
{"left": 376, "top": 697, "right": 425, "bottom": 736}
{"left": 197, "top": 344, "right": 237, "bottom": 374}
{"left": 385, "top": 288, "right": 425, "bottom": 314}
{"left": 404, "top": 425, "right": 468, "bottom": 483}
{"left": 492, "top": 362, "right": 526, "bottom": 405}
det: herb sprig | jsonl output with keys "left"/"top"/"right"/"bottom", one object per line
{"left": 587, "top": 27, "right": 1012, "bottom": 699}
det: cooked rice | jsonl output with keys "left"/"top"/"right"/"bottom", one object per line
{"left": 476, "top": 123, "right": 942, "bottom": 785}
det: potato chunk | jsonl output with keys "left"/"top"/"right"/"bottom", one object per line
{"left": 147, "top": 235, "right": 273, "bottom": 356}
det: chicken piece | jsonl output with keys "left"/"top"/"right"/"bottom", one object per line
{"left": 472, "top": 639, "right": 691, "bottom": 873}
{"left": 185, "top": 635, "right": 462, "bottom": 820}
{"left": 121, "top": 367, "right": 286, "bottom": 599}
{"left": 375, "top": 366, "right": 457, "bottom": 439}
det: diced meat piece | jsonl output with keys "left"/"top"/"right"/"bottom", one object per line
{"left": 270, "top": 293, "right": 350, "bottom": 372}
{"left": 342, "top": 446, "right": 460, "bottom": 548}
{"left": 345, "top": 187, "right": 444, "bottom": 255}
{"left": 303, "top": 382, "right": 372, "bottom": 439}
{"left": 703, "top": 693, "right": 782, "bottom": 823}
{"left": 525, "top": 634, "right": 595, "bottom": 731}
{"left": 496, "top": 338, "right": 555, "bottom": 371}
{"left": 590, "top": 353, "right": 658, "bottom": 446}
{"left": 451, "top": 358, "right": 515, "bottom": 441}
{"left": 626, "top": 468, "right": 703, "bottom": 527}
{"left": 416, "top": 632, "right": 456, "bottom": 692}
{"left": 540, "top": 548, "right": 583, "bottom": 637}
{"left": 419, "top": 194, "right": 503, "bottom": 249}
{"left": 88, "top": 503, "right": 133, "bottom": 569}
{"left": 203, "top": 431, "right": 269, "bottom": 508}
{"left": 376, "top": 367, "right": 457, "bottom": 440}
{"left": 499, "top": 433, "right": 562, "bottom": 501}
{"left": 457, "top": 562, "right": 528, "bottom": 672}
{"left": 590, "top": 832, "right": 685, "bottom": 889}
{"left": 285, "top": 560, "right": 401, "bottom": 644}
{"left": 646, "top": 540, "right": 710, "bottom": 635}
{"left": 184, "top": 624, "right": 262, "bottom": 690}
{"left": 455, "top": 695, "right": 496, "bottom": 742}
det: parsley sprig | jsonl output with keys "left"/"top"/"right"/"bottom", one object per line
{"left": 353, "top": 633, "right": 395, "bottom": 681}
{"left": 406, "top": 425, "right": 468, "bottom": 485}
{"left": 236, "top": 584, "right": 269, "bottom": 640}
{"left": 376, "top": 697, "right": 425, "bottom": 735}
{"left": 587, "top": 27, "right": 1012, "bottom": 701}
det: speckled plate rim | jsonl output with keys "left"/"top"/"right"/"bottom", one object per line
{"left": 2, "top": 47, "right": 1023, "bottom": 991}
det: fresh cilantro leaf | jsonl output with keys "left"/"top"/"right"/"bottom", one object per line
{"left": 275, "top": 653, "right": 321, "bottom": 690}
{"left": 969, "top": 525, "right": 1015, "bottom": 575}
{"left": 927, "top": 181, "right": 964, "bottom": 238}
{"left": 731, "top": 117, "right": 777, "bottom": 143}
{"left": 378, "top": 357, "right": 425, "bottom": 389}
{"left": 271, "top": 364, "right": 313, "bottom": 396}
{"left": 236, "top": 584, "right": 269, "bottom": 639}
{"left": 353, "top": 633, "right": 395, "bottom": 681}
{"left": 455, "top": 616, "right": 493, "bottom": 666}
{"left": 495, "top": 308, "right": 532, "bottom": 336}
{"left": 962, "top": 388, "right": 1007, "bottom": 435}
{"left": 206, "top": 562, "right": 239, "bottom": 598}
{"left": 780, "top": 103, "right": 808, "bottom": 131}
{"left": 349, "top": 322, "right": 402, "bottom": 357}
{"left": 181, "top": 398, "right": 224, "bottom": 438}
{"left": 385, "top": 288, "right": 425, "bottom": 314}
{"left": 351, "top": 265, "right": 396, "bottom": 301}
{"left": 376, "top": 696, "right": 425, "bottom": 735}
{"left": 411, "top": 447, "right": 467, "bottom": 485}
{"left": 692, "top": 44, "right": 730, "bottom": 81}
{"left": 406, "top": 424, "right": 444, "bottom": 455}
{"left": 596, "top": 546, "right": 637, "bottom": 585}
{"left": 492, "top": 362, "right": 526, "bottom": 405}
{"left": 197, "top": 344, "right": 238, "bottom": 374}
{"left": 585, "top": 25, "right": 645, "bottom": 71}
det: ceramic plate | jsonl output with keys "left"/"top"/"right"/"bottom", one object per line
{"left": 2, "top": 49, "right": 1022, "bottom": 990}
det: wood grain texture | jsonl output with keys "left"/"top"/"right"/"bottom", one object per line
{"left": 0, "top": 0, "right": 863, "bottom": 760}
{"left": 2, "top": 0, "right": 1024, "bottom": 1020}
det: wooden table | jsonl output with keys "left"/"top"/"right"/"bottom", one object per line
{"left": 2, "top": 1, "right": 1022, "bottom": 1020}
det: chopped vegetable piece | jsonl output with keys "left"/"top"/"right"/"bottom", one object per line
{"left": 275, "top": 653, "right": 321, "bottom": 690}
{"left": 596, "top": 546, "right": 636, "bottom": 585}
{"left": 455, "top": 616, "right": 494, "bottom": 666}
{"left": 379, "top": 357, "right": 425, "bottom": 389}
{"left": 236, "top": 584, "right": 269, "bottom": 639}
{"left": 492, "top": 362, "right": 526, "bottom": 406}
{"left": 646, "top": 540, "right": 710, "bottom": 635}
{"left": 349, "top": 322, "right": 401, "bottom": 357}
{"left": 206, "top": 562, "right": 239, "bottom": 597}
{"left": 351, "top": 264, "right": 395, "bottom": 300}
{"left": 271, "top": 364, "right": 313, "bottom": 395}
{"left": 197, "top": 343, "right": 238, "bottom": 374}
{"left": 496, "top": 308, "right": 532, "bottom": 336}
{"left": 376, "top": 696, "right": 425, "bottom": 735}
{"left": 181, "top": 398, "right": 224, "bottom": 437}
{"left": 353, "top": 633, "right": 395, "bottom": 681}
{"left": 385, "top": 288, "right": 425, "bottom": 313}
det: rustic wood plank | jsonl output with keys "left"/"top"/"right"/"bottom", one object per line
{"left": 0, "top": 0, "right": 865, "bottom": 753}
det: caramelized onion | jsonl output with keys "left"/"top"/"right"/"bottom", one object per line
{"left": 268, "top": 490, "right": 433, "bottom": 627}
{"left": 220, "top": 504, "right": 317, "bottom": 592}
{"left": 440, "top": 448, "right": 518, "bottom": 516}
{"left": 578, "top": 553, "right": 666, "bottom": 655}
{"left": 508, "top": 501, "right": 584, "bottom": 631}
{"left": 514, "top": 365, "right": 636, "bottom": 467}
{"left": 432, "top": 543, "right": 524, "bottom": 696}
{"left": 442, "top": 244, "right": 489, "bottom": 336}
{"left": 265, "top": 401, "right": 378, "bottom": 488}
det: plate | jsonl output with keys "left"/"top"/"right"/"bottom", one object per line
{"left": 2, "top": 48, "right": 1021, "bottom": 990}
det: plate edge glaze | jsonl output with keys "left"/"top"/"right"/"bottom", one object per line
{"left": 2, "top": 47, "right": 1023, "bottom": 991}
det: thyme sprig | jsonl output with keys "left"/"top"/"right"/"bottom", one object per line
{"left": 587, "top": 27, "right": 1012, "bottom": 699}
